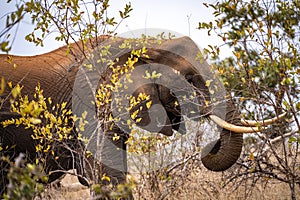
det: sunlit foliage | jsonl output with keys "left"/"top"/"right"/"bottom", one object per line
{"left": 199, "top": 0, "right": 299, "bottom": 199}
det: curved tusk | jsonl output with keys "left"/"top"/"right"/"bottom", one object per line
{"left": 241, "top": 112, "right": 287, "bottom": 126}
{"left": 209, "top": 115, "right": 260, "bottom": 133}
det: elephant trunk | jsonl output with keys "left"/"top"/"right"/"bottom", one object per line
{"left": 201, "top": 100, "right": 243, "bottom": 171}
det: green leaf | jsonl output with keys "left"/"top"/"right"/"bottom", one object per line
{"left": 1, "top": 41, "right": 11, "bottom": 52}
{"left": 296, "top": 102, "right": 300, "bottom": 111}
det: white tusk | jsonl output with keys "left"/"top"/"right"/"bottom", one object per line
{"left": 241, "top": 112, "right": 287, "bottom": 126}
{"left": 209, "top": 115, "right": 260, "bottom": 133}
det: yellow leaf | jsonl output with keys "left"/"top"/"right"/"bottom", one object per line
{"left": 131, "top": 110, "right": 139, "bottom": 119}
{"left": 8, "top": 81, "right": 12, "bottom": 88}
{"left": 205, "top": 80, "right": 212, "bottom": 87}
{"left": 241, "top": 77, "right": 246, "bottom": 83}
{"left": 151, "top": 71, "right": 162, "bottom": 79}
{"left": 146, "top": 101, "right": 152, "bottom": 109}
{"left": 205, "top": 100, "right": 210, "bottom": 106}
{"left": 35, "top": 144, "right": 42, "bottom": 152}
{"left": 249, "top": 69, "right": 254, "bottom": 75}
{"left": 48, "top": 97, "right": 52, "bottom": 104}
{"left": 6, "top": 56, "right": 12, "bottom": 64}
{"left": 174, "top": 101, "right": 179, "bottom": 107}
{"left": 61, "top": 102, "right": 67, "bottom": 109}
{"left": 101, "top": 174, "right": 111, "bottom": 182}
{"left": 113, "top": 133, "right": 120, "bottom": 141}
{"left": 144, "top": 70, "right": 151, "bottom": 79}
{"left": 249, "top": 153, "right": 254, "bottom": 161}
{"left": 0, "top": 77, "right": 5, "bottom": 94}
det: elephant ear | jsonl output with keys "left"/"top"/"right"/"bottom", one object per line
{"left": 201, "top": 101, "right": 243, "bottom": 171}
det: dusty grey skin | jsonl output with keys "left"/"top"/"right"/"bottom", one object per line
{"left": 0, "top": 43, "right": 91, "bottom": 195}
{"left": 0, "top": 36, "right": 243, "bottom": 196}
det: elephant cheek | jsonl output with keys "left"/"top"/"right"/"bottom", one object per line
{"left": 201, "top": 130, "right": 243, "bottom": 171}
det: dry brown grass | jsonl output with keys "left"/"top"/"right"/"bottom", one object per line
{"left": 40, "top": 138, "right": 300, "bottom": 199}
{"left": 37, "top": 172, "right": 89, "bottom": 200}
{"left": 41, "top": 166, "right": 299, "bottom": 200}
{"left": 167, "top": 168, "right": 296, "bottom": 200}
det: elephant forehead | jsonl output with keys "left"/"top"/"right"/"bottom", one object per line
{"left": 143, "top": 48, "right": 199, "bottom": 76}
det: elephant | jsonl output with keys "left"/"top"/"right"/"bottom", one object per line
{"left": 0, "top": 35, "right": 284, "bottom": 197}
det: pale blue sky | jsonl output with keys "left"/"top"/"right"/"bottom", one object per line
{"left": 1, "top": 0, "right": 223, "bottom": 56}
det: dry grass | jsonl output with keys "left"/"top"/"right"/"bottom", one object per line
{"left": 166, "top": 168, "right": 296, "bottom": 200}
{"left": 41, "top": 166, "right": 299, "bottom": 200}
{"left": 37, "top": 172, "right": 90, "bottom": 200}
{"left": 40, "top": 138, "right": 300, "bottom": 199}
